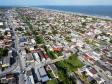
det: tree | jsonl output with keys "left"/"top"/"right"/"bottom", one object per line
{"left": 4, "top": 31, "right": 8, "bottom": 35}
{"left": 89, "top": 79, "right": 97, "bottom": 84}
{"left": 25, "top": 47, "right": 30, "bottom": 53}
{"left": 0, "top": 48, "right": 8, "bottom": 58}
{"left": 17, "top": 27, "right": 24, "bottom": 31}
{"left": 0, "top": 36, "right": 4, "bottom": 40}
{"left": 44, "top": 45, "right": 57, "bottom": 59}
{"left": 94, "top": 48, "right": 100, "bottom": 52}
{"left": 52, "top": 30, "right": 58, "bottom": 35}
{"left": 35, "top": 36, "right": 44, "bottom": 44}
{"left": 110, "top": 39, "right": 112, "bottom": 43}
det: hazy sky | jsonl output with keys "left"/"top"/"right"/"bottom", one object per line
{"left": 0, "top": 0, "right": 112, "bottom": 6}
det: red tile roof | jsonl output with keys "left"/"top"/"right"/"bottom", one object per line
{"left": 53, "top": 48, "right": 62, "bottom": 52}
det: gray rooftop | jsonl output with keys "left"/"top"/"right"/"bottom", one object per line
{"left": 95, "top": 61, "right": 112, "bottom": 74}
{"left": 41, "top": 76, "right": 49, "bottom": 82}
{"left": 38, "top": 67, "right": 47, "bottom": 77}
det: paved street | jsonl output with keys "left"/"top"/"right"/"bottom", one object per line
{"left": 0, "top": 11, "right": 19, "bottom": 76}
{"left": 6, "top": 9, "right": 27, "bottom": 84}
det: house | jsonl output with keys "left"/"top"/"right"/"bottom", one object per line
{"left": 38, "top": 67, "right": 49, "bottom": 82}
{"left": 94, "top": 75, "right": 106, "bottom": 84}
{"left": 85, "top": 66, "right": 97, "bottom": 77}
{"left": 31, "top": 39, "right": 36, "bottom": 44}
{"left": 1, "top": 76, "right": 8, "bottom": 84}
{"left": 0, "top": 73, "right": 18, "bottom": 84}
{"left": 19, "top": 37, "right": 27, "bottom": 43}
{"left": 94, "top": 61, "right": 112, "bottom": 79}
{"left": 38, "top": 51, "right": 46, "bottom": 61}
{"left": 78, "top": 65, "right": 97, "bottom": 77}
{"left": 29, "top": 46, "right": 34, "bottom": 51}
{"left": 32, "top": 53, "right": 40, "bottom": 63}
{"left": 27, "top": 76, "right": 35, "bottom": 84}
{"left": 83, "top": 53, "right": 95, "bottom": 64}
{"left": 87, "top": 76, "right": 95, "bottom": 83}
{"left": 0, "top": 22, "right": 3, "bottom": 26}
{"left": 44, "top": 54, "right": 49, "bottom": 59}
{"left": 53, "top": 47, "right": 63, "bottom": 52}
{"left": 78, "top": 65, "right": 106, "bottom": 84}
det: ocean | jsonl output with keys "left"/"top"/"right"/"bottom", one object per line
{"left": 37, "top": 6, "right": 112, "bottom": 18}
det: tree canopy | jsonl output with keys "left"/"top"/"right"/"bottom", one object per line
{"left": 0, "top": 48, "right": 8, "bottom": 58}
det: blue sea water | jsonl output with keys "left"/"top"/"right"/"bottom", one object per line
{"left": 38, "top": 6, "right": 112, "bottom": 18}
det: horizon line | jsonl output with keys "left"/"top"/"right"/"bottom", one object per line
{"left": 0, "top": 5, "right": 112, "bottom": 7}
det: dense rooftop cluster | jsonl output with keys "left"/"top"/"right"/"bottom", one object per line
{"left": 0, "top": 8, "right": 111, "bottom": 84}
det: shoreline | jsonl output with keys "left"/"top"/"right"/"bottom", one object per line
{"left": 32, "top": 7, "right": 112, "bottom": 21}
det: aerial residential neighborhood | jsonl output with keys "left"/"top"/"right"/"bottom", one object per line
{"left": 0, "top": 7, "right": 111, "bottom": 84}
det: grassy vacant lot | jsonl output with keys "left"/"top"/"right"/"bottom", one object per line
{"left": 55, "top": 53, "right": 84, "bottom": 72}
{"left": 47, "top": 53, "right": 84, "bottom": 84}
{"left": 47, "top": 79, "right": 58, "bottom": 84}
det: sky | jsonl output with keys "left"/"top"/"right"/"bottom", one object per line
{"left": 0, "top": 0, "right": 112, "bottom": 6}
